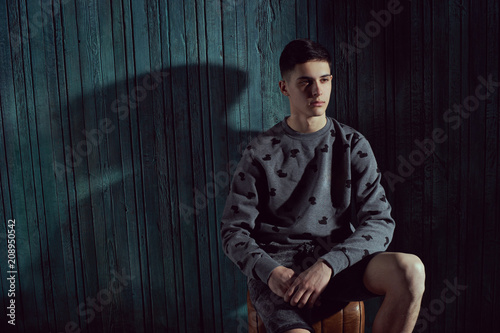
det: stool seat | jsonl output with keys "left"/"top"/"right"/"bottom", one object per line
{"left": 247, "top": 291, "right": 365, "bottom": 333}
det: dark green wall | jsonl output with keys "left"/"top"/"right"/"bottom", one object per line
{"left": 0, "top": 0, "right": 498, "bottom": 332}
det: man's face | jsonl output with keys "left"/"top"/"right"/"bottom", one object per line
{"left": 279, "top": 61, "right": 332, "bottom": 118}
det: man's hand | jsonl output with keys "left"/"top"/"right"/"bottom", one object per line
{"left": 268, "top": 266, "right": 296, "bottom": 298}
{"left": 284, "top": 259, "right": 333, "bottom": 309}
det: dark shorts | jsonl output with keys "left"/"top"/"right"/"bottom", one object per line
{"left": 248, "top": 252, "right": 383, "bottom": 333}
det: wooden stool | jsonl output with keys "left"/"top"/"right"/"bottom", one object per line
{"left": 247, "top": 291, "right": 365, "bottom": 333}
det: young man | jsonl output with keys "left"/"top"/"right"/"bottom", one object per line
{"left": 221, "top": 39, "right": 425, "bottom": 333}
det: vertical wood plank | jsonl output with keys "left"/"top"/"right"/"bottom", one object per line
{"left": 408, "top": 0, "right": 425, "bottom": 265}
{"left": 464, "top": 0, "right": 487, "bottom": 331}
{"left": 0, "top": 0, "right": 20, "bottom": 328}
{"left": 247, "top": 0, "right": 264, "bottom": 133}
{"left": 58, "top": 0, "right": 91, "bottom": 331}
{"left": 431, "top": 1, "right": 450, "bottom": 331}
{"left": 94, "top": 3, "right": 117, "bottom": 330}
{"left": 110, "top": 0, "right": 146, "bottom": 330}
{"left": 391, "top": 0, "right": 413, "bottom": 257}
{"left": 445, "top": 0, "right": 465, "bottom": 331}
{"left": 98, "top": 0, "right": 135, "bottom": 330}
{"left": 457, "top": 0, "right": 470, "bottom": 328}
{"left": 317, "top": 0, "right": 334, "bottom": 116}
{"left": 296, "top": 0, "right": 308, "bottom": 37}
{"left": 478, "top": 2, "right": 498, "bottom": 328}
{"left": 195, "top": 2, "right": 221, "bottom": 332}
{"left": 420, "top": 4, "right": 435, "bottom": 330}
{"left": 221, "top": 1, "right": 247, "bottom": 331}
{"left": 6, "top": 0, "right": 46, "bottom": 330}
{"left": 156, "top": 0, "right": 180, "bottom": 330}
{"left": 372, "top": 0, "right": 389, "bottom": 166}
{"left": 185, "top": 0, "right": 212, "bottom": 330}
{"left": 480, "top": 1, "right": 499, "bottom": 331}
{"left": 124, "top": 0, "right": 153, "bottom": 331}
{"left": 205, "top": 0, "right": 229, "bottom": 330}
{"left": 132, "top": 0, "right": 170, "bottom": 331}
{"left": 355, "top": 0, "right": 374, "bottom": 138}
{"left": 333, "top": 0, "right": 348, "bottom": 121}
{"left": 167, "top": 1, "right": 201, "bottom": 332}
{"left": 74, "top": 0, "right": 109, "bottom": 331}
{"left": 161, "top": 8, "right": 186, "bottom": 332}
{"left": 346, "top": 0, "right": 357, "bottom": 127}
{"left": 40, "top": 0, "right": 85, "bottom": 330}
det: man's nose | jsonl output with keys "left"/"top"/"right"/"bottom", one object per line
{"left": 312, "top": 81, "right": 323, "bottom": 97}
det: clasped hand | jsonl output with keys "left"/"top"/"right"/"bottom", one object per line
{"left": 268, "top": 260, "right": 333, "bottom": 309}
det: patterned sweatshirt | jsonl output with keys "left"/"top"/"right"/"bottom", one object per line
{"left": 221, "top": 116, "right": 395, "bottom": 284}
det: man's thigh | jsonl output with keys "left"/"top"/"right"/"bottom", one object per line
{"left": 321, "top": 252, "right": 384, "bottom": 302}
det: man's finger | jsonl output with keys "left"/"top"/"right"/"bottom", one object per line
{"left": 291, "top": 287, "right": 308, "bottom": 307}
{"left": 284, "top": 276, "right": 301, "bottom": 302}
{"left": 284, "top": 283, "right": 297, "bottom": 302}
{"left": 297, "top": 290, "right": 313, "bottom": 309}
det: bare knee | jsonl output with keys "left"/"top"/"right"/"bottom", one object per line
{"left": 393, "top": 253, "right": 426, "bottom": 298}
{"left": 284, "top": 329, "right": 310, "bottom": 333}
{"left": 365, "top": 252, "right": 425, "bottom": 298}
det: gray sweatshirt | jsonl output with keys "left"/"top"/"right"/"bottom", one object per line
{"left": 221, "top": 116, "right": 395, "bottom": 284}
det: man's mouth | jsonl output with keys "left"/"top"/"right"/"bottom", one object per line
{"left": 310, "top": 101, "right": 325, "bottom": 107}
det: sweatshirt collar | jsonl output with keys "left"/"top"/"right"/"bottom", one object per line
{"left": 281, "top": 116, "right": 332, "bottom": 140}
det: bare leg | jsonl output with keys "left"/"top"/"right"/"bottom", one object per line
{"left": 363, "top": 252, "right": 425, "bottom": 333}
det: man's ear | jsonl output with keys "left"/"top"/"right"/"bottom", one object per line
{"left": 279, "top": 80, "right": 289, "bottom": 96}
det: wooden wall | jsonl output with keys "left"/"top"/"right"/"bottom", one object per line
{"left": 0, "top": 0, "right": 498, "bottom": 332}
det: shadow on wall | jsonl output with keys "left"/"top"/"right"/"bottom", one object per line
{"left": 17, "top": 63, "right": 257, "bottom": 332}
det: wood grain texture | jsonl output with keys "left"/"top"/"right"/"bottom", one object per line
{"left": 0, "top": 1, "right": 498, "bottom": 332}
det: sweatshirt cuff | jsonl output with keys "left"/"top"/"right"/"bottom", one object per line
{"left": 320, "top": 250, "right": 350, "bottom": 277}
{"left": 254, "top": 255, "right": 282, "bottom": 283}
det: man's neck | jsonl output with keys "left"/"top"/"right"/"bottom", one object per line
{"left": 286, "top": 114, "right": 327, "bottom": 133}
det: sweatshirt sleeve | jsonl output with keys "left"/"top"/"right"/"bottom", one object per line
{"left": 220, "top": 148, "right": 281, "bottom": 283}
{"left": 320, "top": 136, "right": 395, "bottom": 277}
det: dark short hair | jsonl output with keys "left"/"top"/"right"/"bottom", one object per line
{"left": 279, "top": 39, "right": 332, "bottom": 79}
